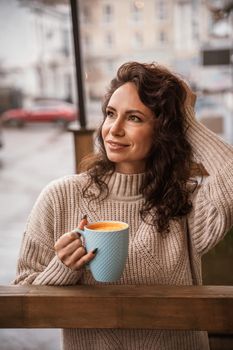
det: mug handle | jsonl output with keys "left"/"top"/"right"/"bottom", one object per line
{"left": 71, "top": 227, "right": 86, "bottom": 237}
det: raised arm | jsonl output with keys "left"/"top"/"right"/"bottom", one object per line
{"left": 184, "top": 86, "right": 233, "bottom": 255}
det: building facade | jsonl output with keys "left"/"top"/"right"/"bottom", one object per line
{"left": 0, "top": 0, "right": 75, "bottom": 107}
{"left": 79, "top": 0, "right": 232, "bottom": 141}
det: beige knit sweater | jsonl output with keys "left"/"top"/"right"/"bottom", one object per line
{"left": 13, "top": 106, "right": 233, "bottom": 350}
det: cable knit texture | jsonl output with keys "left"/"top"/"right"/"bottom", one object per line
{"left": 13, "top": 106, "right": 233, "bottom": 350}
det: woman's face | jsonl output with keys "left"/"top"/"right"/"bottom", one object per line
{"left": 102, "top": 82, "right": 155, "bottom": 174}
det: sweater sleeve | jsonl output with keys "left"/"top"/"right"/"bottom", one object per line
{"left": 186, "top": 105, "right": 233, "bottom": 256}
{"left": 12, "top": 181, "right": 83, "bottom": 286}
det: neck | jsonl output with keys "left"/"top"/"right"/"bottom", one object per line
{"left": 104, "top": 171, "right": 145, "bottom": 199}
{"left": 115, "top": 163, "right": 146, "bottom": 174}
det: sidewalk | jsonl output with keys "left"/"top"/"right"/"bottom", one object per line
{"left": 0, "top": 124, "right": 75, "bottom": 349}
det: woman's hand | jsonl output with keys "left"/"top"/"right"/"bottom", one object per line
{"left": 54, "top": 217, "right": 97, "bottom": 270}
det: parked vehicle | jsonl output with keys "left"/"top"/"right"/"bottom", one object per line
{"left": 1, "top": 100, "right": 78, "bottom": 128}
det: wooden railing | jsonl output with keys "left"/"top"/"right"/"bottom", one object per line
{"left": 0, "top": 285, "right": 233, "bottom": 329}
{"left": 0, "top": 285, "right": 233, "bottom": 348}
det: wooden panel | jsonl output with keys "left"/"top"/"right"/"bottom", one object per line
{"left": 68, "top": 127, "right": 96, "bottom": 173}
{"left": 0, "top": 285, "right": 233, "bottom": 331}
{"left": 203, "top": 228, "right": 233, "bottom": 285}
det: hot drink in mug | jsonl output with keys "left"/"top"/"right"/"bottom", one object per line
{"left": 74, "top": 221, "right": 129, "bottom": 282}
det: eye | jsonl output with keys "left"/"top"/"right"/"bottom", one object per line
{"left": 128, "top": 115, "right": 142, "bottom": 123}
{"left": 106, "top": 110, "right": 115, "bottom": 118}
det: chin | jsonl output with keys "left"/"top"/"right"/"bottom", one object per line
{"left": 107, "top": 156, "right": 123, "bottom": 164}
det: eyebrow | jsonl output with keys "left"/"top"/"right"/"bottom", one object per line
{"left": 106, "top": 105, "right": 146, "bottom": 117}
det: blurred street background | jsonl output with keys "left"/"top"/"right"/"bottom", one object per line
{"left": 0, "top": 0, "right": 232, "bottom": 349}
{"left": 0, "top": 0, "right": 232, "bottom": 137}
{"left": 0, "top": 125, "right": 74, "bottom": 349}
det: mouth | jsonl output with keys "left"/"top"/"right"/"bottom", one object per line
{"left": 106, "top": 140, "right": 129, "bottom": 150}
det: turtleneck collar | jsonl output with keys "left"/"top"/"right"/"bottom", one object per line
{"left": 104, "top": 172, "right": 145, "bottom": 200}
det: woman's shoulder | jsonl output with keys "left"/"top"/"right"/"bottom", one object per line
{"left": 40, "top": 172, "right": 89, "bottom": 197}
{"left": 50, "top": 172, "right": 88, "bottom": 186}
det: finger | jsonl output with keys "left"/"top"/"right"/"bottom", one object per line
{"left": 75, "top": 248, "right": 97, "bottom": 270}
{"left": 65, "top": 246, "right": 87, "bottom": 267}
{"left": 62, "top": 246, "right": 87, "bottom": 267}
{"left": 59, "top": 238, "right": 83, "bottom": 258}
{"left": 54, "top": 233, "right": 80, "bottom": 251}
{"left": 78, "top": 215, "right": 87, "bottom": 230}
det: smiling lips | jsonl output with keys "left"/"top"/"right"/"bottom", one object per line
{"left": 106, "top": 140, "right": 129, "bottom": 150}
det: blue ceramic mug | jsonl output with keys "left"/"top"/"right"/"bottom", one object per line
{"left": 74, "top": 221, "right": 129, "bottom": 282}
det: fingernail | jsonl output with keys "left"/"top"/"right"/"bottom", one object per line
{"left": 92, "top": 248, "right": 98, "bottom": 254}
{"left": 82, "top": 214, "right": 87, "bottom": 220}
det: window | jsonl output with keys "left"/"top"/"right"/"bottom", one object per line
{"left": 105, "top": 32, "right": 114, "bottom": 48}
{"left": 106, "top": 60, "right": 114, "bottom": 73}
{"left": 159, "top": 30, "right": 167, "bottom": 45}
{"left": 158, "top": 0, "right": 167, "bottom": 20}
{"left": 191, "top": 1, "right": 199, "bottom": 40}
{"left": 64, "top": 73, "right": 72, "bottom": 102}
{"left": 83, "top": 6, "right": 91, "bottom": 23}
{"left": 131, "top": 1, "right": 144, "bottom": 21}
{"left": 84, "top": 34, "right": 92, "bottom": 50}
{"left": 132, "top": 32, "right": 143, "bottom": 48}
{"left": 103, "top": 4, "right": 113, "bottom": 23}
{"left": 62, "top": 29, "right": 70, "bottom": 57}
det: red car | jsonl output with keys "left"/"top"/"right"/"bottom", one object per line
{"left": 1, "top": 100, "right": 78, "bottom": 127}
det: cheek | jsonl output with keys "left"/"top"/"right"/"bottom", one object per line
{"left": 136, "top": 130, "right": 154, "bottom": 149}
{"left": 138, "top": 136, "right": 154, "bottom": 157}
{"left": 101, "top": 122, "right": 108, "bottom": 140}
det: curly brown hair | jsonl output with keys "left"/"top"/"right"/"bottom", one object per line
{"left": 81, "top": 61, "right": 195, "bottom": 233}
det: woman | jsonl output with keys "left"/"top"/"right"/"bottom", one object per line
{"left": 13, "top": 62, "right": 233, "bottom": 350}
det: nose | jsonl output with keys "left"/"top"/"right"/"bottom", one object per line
{"left": 109, "top": 117, "right": 125, "bottom": 136}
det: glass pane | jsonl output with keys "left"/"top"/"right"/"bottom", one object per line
{"left": 0, "top": 0, "right": 232, "bottom": 348}
{"left": 0, "top": 1, "right": 74, "bottom": 348}
{"left": 79, "top": 0, "right": 232, "bottom": 139}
